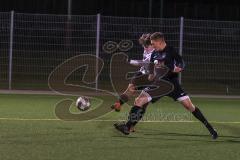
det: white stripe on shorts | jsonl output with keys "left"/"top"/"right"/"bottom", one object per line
{"left": 142, "top": 90, "right": 152, "bottom": 102}
{"left": 177, "top": 95, "right": 189, "bottom": 102}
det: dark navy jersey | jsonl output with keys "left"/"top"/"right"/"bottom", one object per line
{"left": 149, "top": 45, "right": 185, "bottom": 79}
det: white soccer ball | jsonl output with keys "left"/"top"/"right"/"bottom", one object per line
{"left": 76, "top": 96, "right": 91, "bottom": 111}
{"left": 154, "top": 59, "right": 158, "bottom": 64}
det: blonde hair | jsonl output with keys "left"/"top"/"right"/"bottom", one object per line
{"left": 138, "top": 33, "right": 151, "bottom": 47}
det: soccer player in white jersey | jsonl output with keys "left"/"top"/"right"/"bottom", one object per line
{"left": 111, "top": 33, "right": 154, "bottom": 113}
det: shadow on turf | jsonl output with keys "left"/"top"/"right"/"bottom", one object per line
{"left": 143, "top": 131, "right": 240, "bottom": 142}
{"left": 113, "top": 130, "right": 240, "bottom": 143}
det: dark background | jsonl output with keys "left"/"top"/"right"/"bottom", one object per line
{"left": 0, "top": 0, "right": 240, "bottom": 21}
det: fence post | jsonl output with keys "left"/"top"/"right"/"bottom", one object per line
{"left": 95, "top": 13, "right": 101, "bottom": 91}
{"left": 67, "top": 0, "right": 72, "bottom": 21}
{"left": 179, "top": 16, "right": 184, "bottom": 85}
{"left": 8, "top": 10, "right": 14, "bottom": 90}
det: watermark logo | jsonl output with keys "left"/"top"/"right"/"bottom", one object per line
{"left": 102, "top": 40, "right": 133, "bottom": 54}
{"left": 48, "top": 40, "right": 174, "bottom": 121}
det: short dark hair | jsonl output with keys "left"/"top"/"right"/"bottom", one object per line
{"left": 150, "top": 32, "right": 164, "bottom": 41}
{"left": 138, "top": 33, "right": 151, "bottom": 47}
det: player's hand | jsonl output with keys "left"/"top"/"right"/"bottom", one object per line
{"left": 173, "top": 66, "right": 182, "bottom": 73}
{"left": 148, "top": 74, "right": 155, "bottom": 81}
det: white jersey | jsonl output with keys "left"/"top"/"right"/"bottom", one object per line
{"left": 139, "top": 48, "right": 154, "bottom": 74}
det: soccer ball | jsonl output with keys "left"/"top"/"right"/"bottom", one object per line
{"left": 154, "top": 59, "right": 159, "bottom": 65}
{"left": 76, "top": 96, "right": 91, "bottom": 111}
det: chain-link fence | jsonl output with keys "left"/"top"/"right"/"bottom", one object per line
{"left": 0, "top": 12, "right": 10, "bottom": 89}
{"left": 183, "top": 19, "right": 240, "bottom": 94}
{"left": 0, "top": 11, "right": 239, "bottom": 95}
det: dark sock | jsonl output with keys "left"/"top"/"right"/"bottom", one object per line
{"left": 118, "top": 94, "right": 129, "bottom": 105}
{"left": 126, "top": 105, "right": 147, "bottom": 129}
{"left": 131, "top": 103, "right": 148, "bottom": 127}
{"left": 192, "top": 107, "right": 213, "bottom": 130}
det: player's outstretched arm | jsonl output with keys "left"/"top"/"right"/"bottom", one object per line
{"left": 172, "top": 48, "right": 185, "bottom": 73}
{"left": 129, "top": 60, "right": 148, "bottom": 67}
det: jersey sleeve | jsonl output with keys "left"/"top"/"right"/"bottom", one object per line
{"left": 148, "top": 52, "right": 155, "bottom": 74}
{"left": 172, "top": 47, "right": 185, "bottom": 70}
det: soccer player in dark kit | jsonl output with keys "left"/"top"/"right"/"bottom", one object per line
{"left": 114, "top": 32, "right": 218, "bottom": 140}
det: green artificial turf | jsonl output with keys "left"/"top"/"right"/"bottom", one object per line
{"left": 0, "top": 94, "right": 240, "bottom": 160}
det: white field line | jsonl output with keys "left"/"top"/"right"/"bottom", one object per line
{"left": 0, "top": 117, "right": 239, "bottom": 124}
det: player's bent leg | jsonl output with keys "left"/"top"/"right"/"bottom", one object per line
{"left": 126, "top": 92, "right": 150, "bottom": 129}
{"left": 178, "top": 96, "right": 195, "bottom": 112}
{"left": 130, "top": 101, "right": 149, "bottom": 132}
{"left": 111, "top": 84, "right": 135, "bottom": 112}
{"left": 114, "top": 92, "right": 150, "bottom": 135}
{"left": 124, "top": 84, "right": 136, "bottom": 96}
{"left": 179, "top": 96, "right": 218, "bottom": 139}
{"left": 134, "top": 91, "right": 150, "bottom": 107}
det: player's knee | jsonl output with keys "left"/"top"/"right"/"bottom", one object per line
{"left": 134, "top": 97, "right": 141, "bottom": 106}
{"left": 183, "top": 102, "right": 195, "bottom": 112}
{"left": 180, "top": 97, "right": 195, "bottom": 111}
{"left": 134, "top": 97, "right": 147, "bottom": 107}
{"left": 127, "top": 84, "right": 136, "bottom": 95}
{"left": 129, "top": 86, "right": 136, "bottom": 94}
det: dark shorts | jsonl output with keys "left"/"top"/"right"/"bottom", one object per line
{"left": 144, "top": 77, "right": 188, "bottom": 102}
{"left": 130, "top": 71, "right": 150, "bottom": 90}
